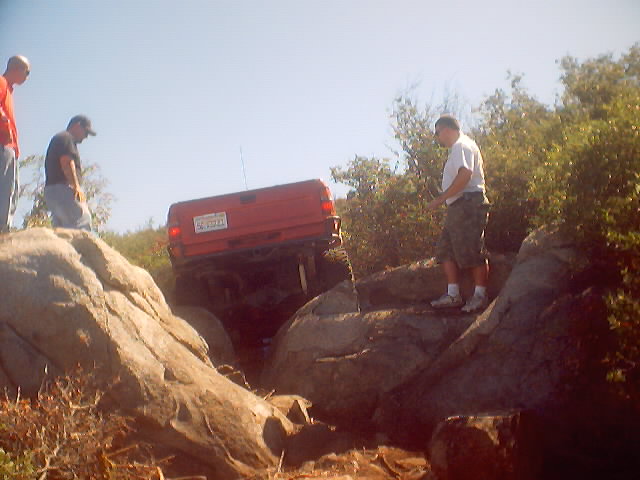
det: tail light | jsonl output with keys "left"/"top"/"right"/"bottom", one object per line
{"left": 167, "top": 208, "right": 183, "bottom": 257}
{"left": 168, "top": 226, "right": 181, "bottom": 239}
{"left": 167, "top": 208, "right": 181, "bottom": 240}
{"left": 320, "top": 186, "right": 336, "bottom": 216}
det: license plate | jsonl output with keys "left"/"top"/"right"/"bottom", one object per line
{"left": 193, "top": 212, "right": 228, "bottom": 233}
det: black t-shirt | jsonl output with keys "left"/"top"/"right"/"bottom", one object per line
{"left": 45, "top": 131, "right": 82, "bottom": 186}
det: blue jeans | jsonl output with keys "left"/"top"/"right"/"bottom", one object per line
{"left": 44, "top": 183, "right": 92, "bottom": 231}
{"left": 0, "top": 145, "right": 18, "bottom": 232}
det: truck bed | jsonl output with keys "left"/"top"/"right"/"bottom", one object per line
{"left": 168, "top": 179, "right": 337, "bottom": 260}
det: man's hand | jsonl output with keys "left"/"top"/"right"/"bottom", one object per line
{"left": 74, "top": 187, "right": 86, "bottom": 203}
{"left": 60, "top": 155, "right": 85, "bottom": 203}
{"left": 426, "top": 167, "right": 472, "bottom": 211}
{"left": 426, "top": 197, "right": 443, "bottom": 211}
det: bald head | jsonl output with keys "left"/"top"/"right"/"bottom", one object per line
{"left": 7, "top": 55, "right": 30, "bottom": 70}
{"left": 4, "top": 55, "right": 30, "bottom": 86}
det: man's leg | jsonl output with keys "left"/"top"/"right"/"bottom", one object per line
{"left": 431, "top": 203, "right": 465, "bottom": 308}
{"left": 442, "top": 259, "right": 460, "bottom": 285}
{"left": 45, "top": 184, "right": 69, "bottom": 227}
{"left": 0, "top": 146, "right": 17, "bottom": 233}
{"left": 471, "top": 260, "right": 489, "bottom": 288}
{"left": 45, "top": 184, "right": 93, "bottom": 232}
{"left": 75, "top": 203, "right": 93, "bottom": 232}
{"left": 432, "top": 241, "right": 464, "bottom": 308}
{"left": 461, "top": 261, "right": 490, "bottom": 313}
{"left": 459, "top": 198, "right": 490, "bottom": 312}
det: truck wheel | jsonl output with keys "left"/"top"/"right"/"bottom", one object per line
{"left": 174, "top": 274, "right": 209, "bottom": 308}
{"left": 317, "top": 247, "right": 353, "bottom": 292}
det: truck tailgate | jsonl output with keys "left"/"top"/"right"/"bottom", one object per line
{"left": 172, "top": 180, "right": 329, "bottom": 257}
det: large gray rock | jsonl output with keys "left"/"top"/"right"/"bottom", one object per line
{"left": 263, "top": 227, "right": 597, "bottom": 451}
{"left": 428, "top": 411, "right": 541, "bottom": 480}
{"left": 356, "top": 254, "right": 514, "bottom": 310}
{"left": 373, "top": 228, "right": 593, "bottom": 444}
{"left": 261, "top": 269, "right": 481, "bottom": 427}
{"left": 0, "top": 228, "right": 293, "bottom": 479}
{"left": 172, "top": 305, "right": 236, "bottom": 366}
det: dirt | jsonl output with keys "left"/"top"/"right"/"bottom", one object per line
{"left": 248, "top": 446, "right": 433, "bottom": 480}
{"left": 219, "top": 311, "right": 436, "bottom": 480}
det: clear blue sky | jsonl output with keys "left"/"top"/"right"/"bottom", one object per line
{"left": 1, "top": 0, "right": 638, "bottom": 232}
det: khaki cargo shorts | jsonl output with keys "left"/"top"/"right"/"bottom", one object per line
{"left": 435, "top": 192, "right": 489, "bottom": 269}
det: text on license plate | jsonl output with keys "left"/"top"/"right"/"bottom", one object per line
{"left": 193, "top": 212, "right": 228, "bottom": 233}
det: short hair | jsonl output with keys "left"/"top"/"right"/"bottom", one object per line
{"left": 435, "top": 114, "right": 460, "bottom": 131}
{"left": 7, "top": 55, "right": 29, "bottom": 71}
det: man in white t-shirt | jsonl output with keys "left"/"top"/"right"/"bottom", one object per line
{"left": 426, "top": 114, "right": 490, "bottom": 313}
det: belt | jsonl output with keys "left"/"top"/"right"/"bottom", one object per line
{"left": 449, "top": 191, "right": 486, "bottom": 206}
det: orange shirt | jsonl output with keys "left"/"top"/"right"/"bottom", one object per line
{"left": 0, "top": 76, "right": 19, "bottom": 158}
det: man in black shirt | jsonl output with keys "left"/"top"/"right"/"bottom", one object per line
{"left": 44, "top": 115, "right": 96, "bottom": 231}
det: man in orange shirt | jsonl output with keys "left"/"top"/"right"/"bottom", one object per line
{"left": 0, "top": 55, "right": 30, "bottom": 232}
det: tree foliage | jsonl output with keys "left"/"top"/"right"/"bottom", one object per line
{"left": 531, "top": 45, "right": 640, "bottom": 398}
{"left": 333, "top": 43, "right": 640, "bottom": 402}
{"left": 18, "top": 155, "right": 114, "bottom": 231}
{"left": 331, "top": 93, "right": 471, "bottom": 278}
{"left": 101, "top": 222, "right": 174, "bottom": 297}
{"left": 475, "top": 74, "right": 562, "bottom": 251}
{"left": 18, "top": 155, "right": 50, "bottom": 229}
{"left": 332, "top": 156, "right": 441, "bottom": 277}
{"left": 389, "top": 95, "right": 444, "bottom": 198}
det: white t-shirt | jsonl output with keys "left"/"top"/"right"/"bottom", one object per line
{"left": 441, "top": 132, "right": 486, "bottom": 205}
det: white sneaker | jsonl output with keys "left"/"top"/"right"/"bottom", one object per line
{"left": 461, "top": 294, "right": 489, "bottom": 313}
{"left": 431, "top": 293, "right": 464, "bottom": 309}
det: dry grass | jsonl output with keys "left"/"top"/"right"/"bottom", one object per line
{"left": 250, "top": 446, "right": 431, "bottom": 480}
{"left": 0, "top": 369, "right": 432, "bottom": 480}
{"left": 0, "top": 369, "right": 169, "bottom": 480}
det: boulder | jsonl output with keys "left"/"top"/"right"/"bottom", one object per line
{"left": 172, "top": 305, "right": 236, "bottom": 366}
{"left": 268, "top": 394, "right": 313, "bottom": 425}
{"left": 356, "top": 254, "right": 514, "bottom": 310}
{"left": 264, "top": 226, "right": 604, "bottom": 457}
{"left": 373, "top": 228, "right": 595, "bottom": 445}
{"left": 0, "top": 228, "right": 293, "bottom": 479}
{"left": 261, "top": 272, "right": 479, "bottom": 427}
{"left": 428, "top": 411, "right": 541, "bottom": 480}
{"left": 296, "top": 278, "right": 361, "bottom": 316}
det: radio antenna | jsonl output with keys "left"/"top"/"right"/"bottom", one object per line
{"left": 240, "top": 146, "right": 248, "bottom": 190}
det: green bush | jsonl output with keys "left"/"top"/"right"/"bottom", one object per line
{"left": 475, "top": 75, "right": 563, "bottom": 252}
{"left": 101, "top": 224, "right": 174, "bottom": 297}
{"left": 530, "top": 53, "right": 640, "bottom": 402}
{"left": 0, "top": 448, "right": 35, "bottom": 480}
{"left": 333, "top": 44, "right": 640, "bottom": 404}
{"left": 332, "top": 157, "right": 441, "bottom": 278}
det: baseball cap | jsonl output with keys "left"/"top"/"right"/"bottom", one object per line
{"left": 68, "top": 115, "right": 97, "bottom": 136}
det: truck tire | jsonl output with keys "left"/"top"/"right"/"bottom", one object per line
{"left": 317, "top": 247, "right": 353, "bottom": 292}
{"left": 174, "top": 274, "right": 209, "bottom": 308}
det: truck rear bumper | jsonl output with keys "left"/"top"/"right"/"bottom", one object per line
{"left": 170, "top": 231, "right": 341, "bottom": 277}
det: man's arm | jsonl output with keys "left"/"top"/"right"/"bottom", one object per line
{"left": 0, "top": 81, "right": 12, "bottom": 145}
{"left": 59, "top": 154, "right": 86, "bottom": 202}
{"left": 426, "top": 166, "right": 472, "bottom": 210}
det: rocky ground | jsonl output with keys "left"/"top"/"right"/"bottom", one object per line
{"left": 248, "top": 446, "right": 431, "bottom": 480}
{"left": 2, "top": 228, "right": 639, "bottom": 480}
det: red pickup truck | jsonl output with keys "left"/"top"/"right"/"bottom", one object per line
{"left": 167, "top": 179, "right": 352, "bottom": 336}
